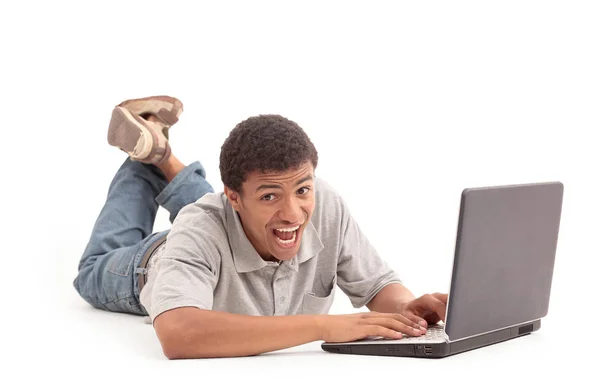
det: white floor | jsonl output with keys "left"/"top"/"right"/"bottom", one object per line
{"left": 14, "top": 282, "right": 595, "bottom": 384}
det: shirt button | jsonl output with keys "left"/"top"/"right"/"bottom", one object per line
{"left": 279, "top": 296, "right": 285, "bottom": 304}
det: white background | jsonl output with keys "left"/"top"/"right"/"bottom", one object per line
{"left": 2, "top": 0, "right": 599, "bottom": 384}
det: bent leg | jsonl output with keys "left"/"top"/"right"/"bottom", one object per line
{"left": 74, "top": 159, "right": 168, "bottom": 314}
{"left": 73, "top": 157, "right": 214, "bottom": 314}
{"left": 75, "top": 231, "right": 167, "bottom": 315}
{"left": 156, "top": 160, "right": 214, "bottom": 223}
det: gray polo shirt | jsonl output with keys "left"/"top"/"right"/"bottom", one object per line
{"left": 140, "top": 178, "right": 402, "bottom": 322}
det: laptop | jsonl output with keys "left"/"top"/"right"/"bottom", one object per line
{"left": 322, "top": 181, "right": 564, "bottom": 358}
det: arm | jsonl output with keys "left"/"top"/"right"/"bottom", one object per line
{"left": 154, "top": 307, "right": 321, "bottom": 359}
{"left": 368, "top": 284, "right": 448, "bottom": 326}
{"left": 366, "top": 283, "right": 416, "bottom": 313}
{"left": 154, "top": 307, "right": 424, "bottom": 359}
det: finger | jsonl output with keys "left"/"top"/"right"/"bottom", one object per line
{"left": 417, "top": 294, "right": 447, "bottom": 323}
{"left": 402, "top": 312, "right": 428, "bottom": 329}
{"left": 432, "top": 293, "right": 448, "bottom": 304}
{"left": 429, "top": 298, "right": 447, "bottom": 322}
{"left": 367, "top": 325, "right": 404, "bottom": 340}
{"left": 370, "top": 317, "right": 423, "bottom": 337}
{"left": 364, "top": 311, "right": 413, "bottom": 325}
{"left": 365, "top": 312, "right": 425, "bottom": 332}
{"left": 390, "top": 312, "right": 427, "bottom": 331}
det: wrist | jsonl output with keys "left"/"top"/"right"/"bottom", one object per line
{"left": 395, "top": 298, "right": 413, "bottom": 313}
{"left": 311, "top": 315, "right": 326, "bottom": 341}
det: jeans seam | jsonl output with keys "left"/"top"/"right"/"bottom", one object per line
{"left": 102, "top": 293, "right": 136, "bottom": 306}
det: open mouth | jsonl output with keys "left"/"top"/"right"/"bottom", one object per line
{"left": 272, "top": 225, "right": 300, "bottom": 248}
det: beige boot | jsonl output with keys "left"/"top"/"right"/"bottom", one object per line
{"left": 107, "top": 96, "right": 183, "bottom": 164}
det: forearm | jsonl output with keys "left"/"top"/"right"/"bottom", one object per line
{"left": 155, "top": 307, "right": 323, "bottom": 359}
{"left": 366, "top": 283, "right": 416, "bottom": 313}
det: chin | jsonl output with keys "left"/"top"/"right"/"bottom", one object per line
{"left": 272, "top": 249, "right": 299, "bottom": 261}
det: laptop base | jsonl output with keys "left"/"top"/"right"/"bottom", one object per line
{"left": 321, "top": 320, "right": 541, "bottom": 358}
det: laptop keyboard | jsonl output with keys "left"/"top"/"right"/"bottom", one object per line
{"left": 353, "top": 324, "right": 446, "bottom": 344}
{"left": 400, "top": 324, "right": 445, "bottom": 342}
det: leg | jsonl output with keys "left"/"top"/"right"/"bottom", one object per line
{"left": 73, "top": 158, "right": 168, "bottom": 314}
{"left": 74, "top": 96, "right": 214, "bottom": 315}
{"left": 73, "top": 155, "right": 214, "bottom": 315}
{"left": 155, "top": 156, "right": 215, "bottom": 223}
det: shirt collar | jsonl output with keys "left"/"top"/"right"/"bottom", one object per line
{"left": 225, "top": 198, "right": 324, "bottom": 273}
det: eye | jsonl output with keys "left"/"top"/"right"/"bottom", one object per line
{"left": 297, "top": 187, "right": 311, "bottom": 195}
{"left": 261, "top": 194, "right": 276, "bottom": 201}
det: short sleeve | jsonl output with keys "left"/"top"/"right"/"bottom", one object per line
{"left": 143, "top": 204, "right": 223, "bottom": 321}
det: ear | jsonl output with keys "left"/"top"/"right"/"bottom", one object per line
{"left": 224, "top": 186, "right": 242, "bottom": 212}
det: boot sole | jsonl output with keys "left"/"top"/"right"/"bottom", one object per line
{"left": 107, "top": 107, "right": 153, "bottom": 159}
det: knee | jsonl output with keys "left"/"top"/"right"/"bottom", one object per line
{"left": 72, "top": 266, "right": 100, "bottom": 308}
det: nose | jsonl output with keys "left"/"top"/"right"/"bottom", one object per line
{"left": 279, "top": 197, "right": 304, "bottom": 224}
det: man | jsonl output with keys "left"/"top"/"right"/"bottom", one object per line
{"left": 74, "top": 95, "right": 448, "bottom": 359}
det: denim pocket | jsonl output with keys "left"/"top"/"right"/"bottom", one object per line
{"left": 106, "top": 245, "right": 138, "bottom": 277}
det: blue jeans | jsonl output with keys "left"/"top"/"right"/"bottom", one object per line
{"left": 73, "top": 158, "right": 214, "bottom": 315}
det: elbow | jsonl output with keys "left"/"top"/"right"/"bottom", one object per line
{"left": 159, "top": 333, "right": 186, "bottom": 360}
{"left": 162, "top": 341, "right": 219, "bottom": 360}
{"left": 160, "top": 335, "right": 199, "bottom": 360}
{"left": 154, "top": 308, "right": 225, "bottom": 359}
{"left": 164, "top": 349, "right": 179, "bottom": 360}
{"left": 160, "top": 332, "right": 214, "bottom": 360}
{"left": 160, "top": 331, "right": 204, "bottom": 360}
{"left": 163, "top": 345, "right": 185, "bottom": 360}
{"left": 154, "top": 309, "right": 198, "bottom": 359}
{"left": 155, "top": 321, "right": 196, "bottom": 359}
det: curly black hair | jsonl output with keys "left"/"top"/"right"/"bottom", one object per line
{"left": 219, "top": 114, "right": 319, "bottom": 192}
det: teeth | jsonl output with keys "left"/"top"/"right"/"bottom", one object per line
{"left": 275, "top": 225, "right": 300, "bottom": 232}
{"left": 275, "top": 230, "right": 297, "bottom": 245}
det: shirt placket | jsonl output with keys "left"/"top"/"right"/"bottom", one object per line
{"left": 272, "top": 263, "right": 293, "bottom": 316}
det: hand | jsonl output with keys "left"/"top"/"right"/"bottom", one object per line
{"left": 316, "top": 312, "right": 428, "bottom": 343}
{"left": 400, "top": 293, "right": 448, "bottom": 326}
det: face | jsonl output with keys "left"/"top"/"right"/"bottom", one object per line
{"left": 225, "top": 162, "right": 316, "bottom": 262}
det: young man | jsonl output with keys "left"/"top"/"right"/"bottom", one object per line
{"left": 74, "top": 95, "right": 448, "bottom": 359}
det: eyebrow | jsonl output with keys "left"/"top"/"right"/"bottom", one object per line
{"left": 255, "top": 175, "right": 314, "bottom": 193}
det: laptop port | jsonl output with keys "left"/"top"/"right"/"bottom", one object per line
{"left": 424, "top": 346, "right": 433, "bottom": 355}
